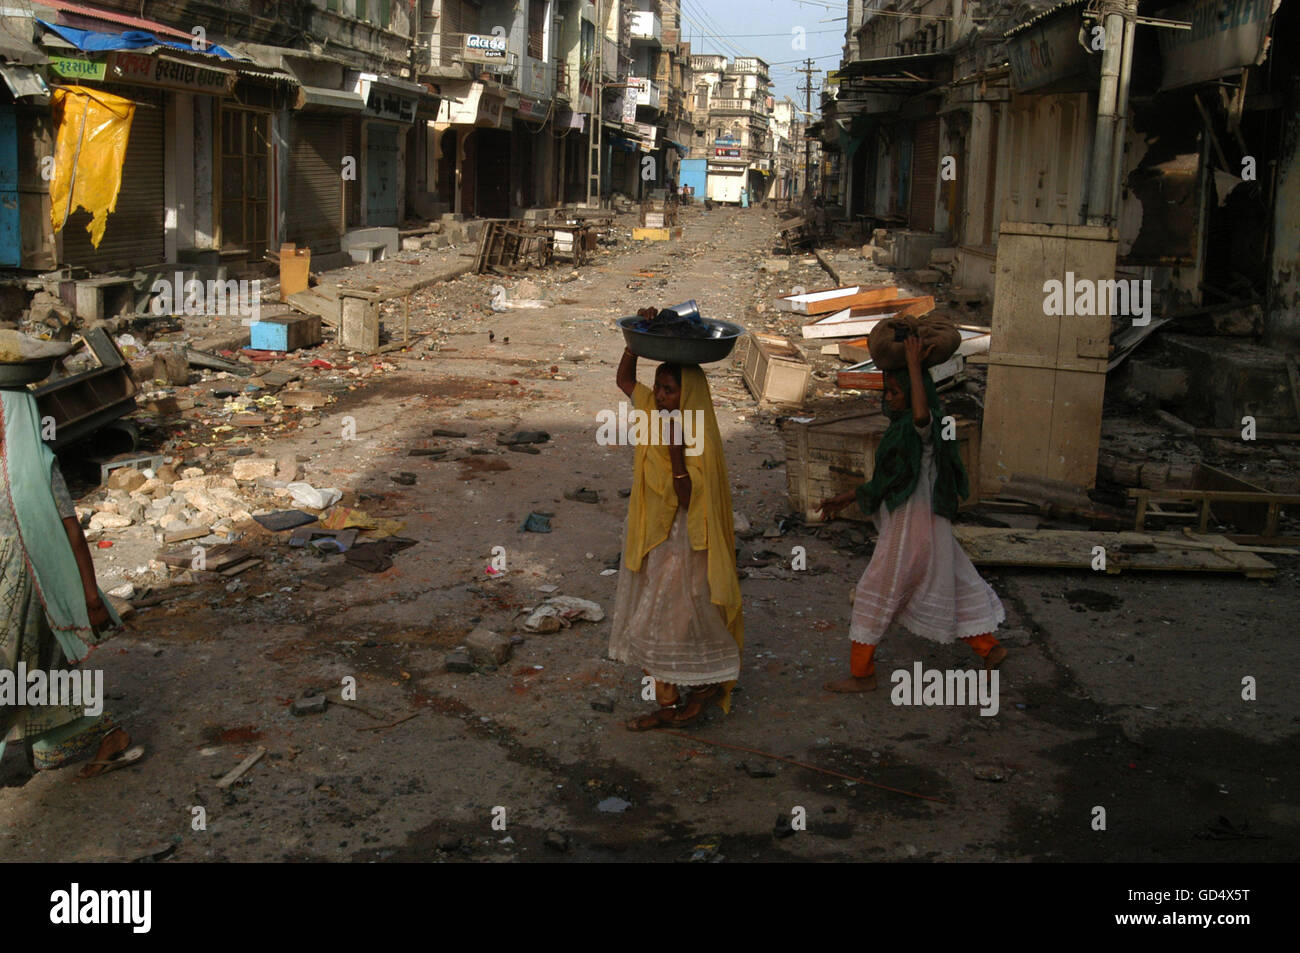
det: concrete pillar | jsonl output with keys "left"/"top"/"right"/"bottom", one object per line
{"left": 193, "top": 97, "right": 215, "bottom": 249}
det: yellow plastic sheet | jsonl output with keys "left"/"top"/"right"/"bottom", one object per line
{"left": 50, "top": 86, "right": 135, "bottom": 248}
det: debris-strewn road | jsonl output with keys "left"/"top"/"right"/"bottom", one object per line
{"left": 2, "top": 206, "right": 1296, "bottom": 862}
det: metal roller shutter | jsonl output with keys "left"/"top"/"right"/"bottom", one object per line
{"left": 60, "top": 86, "right": 165, "bottom": 270}
{"left": 286, "top": 116, "right": 344, "bottom": 255}
{"left": 909, "top": 116, "right": 939, "bottom": 232}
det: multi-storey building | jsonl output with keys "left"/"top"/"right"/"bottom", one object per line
{"left": 689, "top": 53, "right": 772, "bottom": 204}
{"left": 0, "top": 0, "right": 697, "bottom": 276}
{"left": 818, "top": 0, "right": 1300, "bottom": 354}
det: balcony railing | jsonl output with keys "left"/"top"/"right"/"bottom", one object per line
{"left": 708, "top": 97, "right": 769, "bottom": 116}
{"left": 731, "top": 57, "right": 770, "bottom": 79}
{"left": 629, "top": 11, "right": 662, "bottom": 45}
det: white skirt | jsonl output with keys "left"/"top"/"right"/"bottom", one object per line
{"left": 608, "top": 510, "right": 741, "bottom": 687}
{"left": 849, "top": 441, "right": 1005, "bottom": 645}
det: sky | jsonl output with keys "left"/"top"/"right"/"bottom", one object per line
{"left": 676, "top": 0, "right": 847, "bottom": 111}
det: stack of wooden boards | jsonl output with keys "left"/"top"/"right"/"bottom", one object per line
{"left": 738, "top": 284, "right": 992, "bottom": 407}
{"left": 778, "top": 284, "right": 990, "bottom": 391}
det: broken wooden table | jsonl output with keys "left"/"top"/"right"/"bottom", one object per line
{"left": 1129, "top": 488, "right": 1300, "bottom": 545}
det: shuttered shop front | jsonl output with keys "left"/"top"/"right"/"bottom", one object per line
{"left": 286, "top": 117, "right": 343, "bottom": 255}
{"left": 61, "top": 86, "right": 165, "bottom": 269}
{"left": 908, "top": 117, "right": 939, "bottom": 232}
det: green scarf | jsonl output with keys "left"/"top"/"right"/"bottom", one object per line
{"left": 1, "top": 389, "right": 120, "bottom": 662}
{"left": 855, "top": 367, "right": 969, "bottom": 521}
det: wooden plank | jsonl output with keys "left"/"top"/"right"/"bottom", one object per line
{"left": 216, "top": 746, "right": 266, "bottom": 789}
{"left": 287, "top": 288, "right": 340, "bottom": 329}
{"left": 776, "top": 285, "right": 899, "bottom": 315}
{"left": 954, "top": 527, "right": 1276, "bottom": 578}
{"left": 1126, "top": 489, "right": 1300, "bottom": 504}
{"left": 838, "top": 338, "right": 872, "bottom": 363}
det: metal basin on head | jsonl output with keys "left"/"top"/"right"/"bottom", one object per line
{"left": 618, "top": 316, "right": 745, "bottom": 365}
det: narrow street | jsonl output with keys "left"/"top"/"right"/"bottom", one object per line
{"left": 3, "top": 205, "right": 1296, "bottom": 862}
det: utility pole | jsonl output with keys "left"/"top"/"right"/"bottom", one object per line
{"left": 796, "top": 57, "right": 817, "bottom": 201}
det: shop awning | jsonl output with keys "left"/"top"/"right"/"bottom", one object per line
{"left": 827, "top": 52, "right": 952, "bottom": 93}
{"left": 1157, "top": 0, "right": 1280, "bottom": 91}
{"left": 664, "top": 138, "right": 689, "bottom": 155}
{"left": 364, "top": 74, "right": 428, "bottom": 98}
{"left": 1004, "top": 0, "right": 1098, "bottom": 93}
{"left": 295, "top": 85, "right": 364, "bottom": 112}
{"left": 36, "top": 20, "right": 236, "bottom": 58}
{"left": 36, "top": 0, "right": 196, "bottom": 43}
{"left": 0, "top": 64, "right": 51, "bottom": 101}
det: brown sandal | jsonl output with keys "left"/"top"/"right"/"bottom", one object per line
{"left": 625, "top": 707, "right": 679, "bottom": 732}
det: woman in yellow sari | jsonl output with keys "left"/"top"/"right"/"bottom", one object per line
{"left": 608, "top": 349, "right": 744, "bottom": 729}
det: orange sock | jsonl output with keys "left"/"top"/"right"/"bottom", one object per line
{"left": 850, "top": 641, "right": 877, "bottom": 678}
{"left": 962, "top": 633, "right": 1000, "bottom": 658}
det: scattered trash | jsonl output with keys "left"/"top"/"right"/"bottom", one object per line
{"left": 521, "top": 512, "right": 552, "bottom": 533}
{"left": 215, "top": 745, "right": 266, "bottom": 789}
{"left": 498, "top": 430, "right": 550, "bottom": 446}
{"left": 597, "top": 796, "right": 631, "bottom": 814}
{"left": 564, "top": 487, "right": 599, "bottom": 504}
{"left": 520, "top": 596, "right": 605, "bottom": 632}
{"left": 390, "top": 472, "right": 417, "bottom": 486}
{"left": 287, "top": 483, "right": 342, "bottom": 510}
{"left": 289, "top": 527, "right": 358, "bottom": 552}
{"left": 254, "top": 510, "right": 317, "bottom": 532}
{"left": 291, "top": 695, "right": 328, "bottom": 716}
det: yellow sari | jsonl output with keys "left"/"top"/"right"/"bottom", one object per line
{"left": 621, "top": 367, "right": 744, "bottom": 711}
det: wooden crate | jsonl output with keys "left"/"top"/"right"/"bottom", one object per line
{"left": 249, "top": 314, "right": 322, "bottom": 352}
{"left": 780, "top": 412, "right": 981, "bottom": 522}
{"left": 739, "top": 332, "right": 811, "bottom": 406}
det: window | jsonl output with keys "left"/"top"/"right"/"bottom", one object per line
{"left": 355, "top": 0, "right": 367, "bottom": 21}
{"left": 528, "top": 0, "right": 547, "bottom": 59}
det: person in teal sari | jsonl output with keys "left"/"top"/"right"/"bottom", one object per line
{"left": 1, "top": 341, "right": 136, "bottom": 778}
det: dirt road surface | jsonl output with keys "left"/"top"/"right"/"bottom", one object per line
{"left": 3, "top": 206, "right": 1296, "bottom": 862}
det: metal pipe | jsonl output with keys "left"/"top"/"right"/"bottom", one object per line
{"left": 1085, "top": 4, "right": 1125, "bottom": 225}
{"left": 1106, "top": 3, "right": 1138, "bottom": 227}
